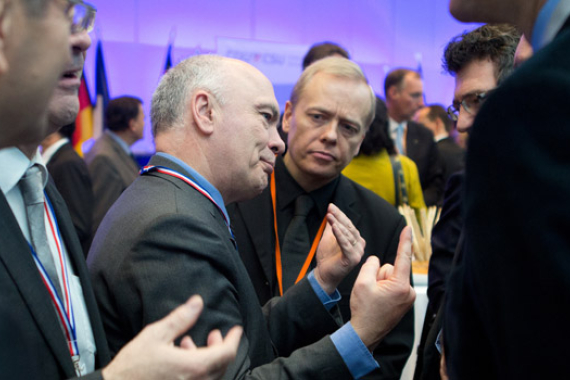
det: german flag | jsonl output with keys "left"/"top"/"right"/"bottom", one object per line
{"left": 72, "top": 72, "right": 93, "bottom": 156}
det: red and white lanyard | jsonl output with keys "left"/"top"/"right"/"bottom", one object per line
{"left": 29, "top": 193, "right": 81, "bottom": 375}
{"left": 140, "top": 165, "right": 235, "bottom": 239}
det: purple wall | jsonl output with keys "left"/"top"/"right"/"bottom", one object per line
{"left": 85, "top": 0, "right": 479, "bottom": 154}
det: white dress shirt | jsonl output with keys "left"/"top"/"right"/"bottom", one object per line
{"left": 0, "top": 147, "right": 96, "bottom": 375}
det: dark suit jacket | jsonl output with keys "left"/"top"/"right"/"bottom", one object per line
{"left": 436, "top": 138, "right": 465, "bottom": 186}
{"left": 444, "top": 17, "right": 570, "bottom": 379}
{"left": 413, "top": 172, "right": 465, "bottom": 380}
{"left": 406, "top": 121, "right": 444, "bottom": 206}
{"left": 427, "top": 172, "right": 464, "bottom": 315}
{"left": 84, "top": 132, "right": 139, "bottom": 236}
{"left": 47, "top": 142, "right": 95, "bottom": 256}
{"left": 0, "top": 181, "right": 110, "bottom": 380}
{"left": 88, "top": 154, "right": 353, "bottom": 379}
{"left": 228, "top": 171, "right": 414, "bottom": 380}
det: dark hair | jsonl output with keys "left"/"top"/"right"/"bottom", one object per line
{"left": 59, "top": 122, "right": 76, "bottom": 140}
{"left": 384, "top": 68, "right": 420, "bottom": 98}
{"left": 105, "top": 96, "right": 142, "bottom": 132}
{"left": 425, "top": 104, "right": 453, "bottom": 133}
{"left": 302, "top": 42, "right": 350, "bottom": 69}
{"left": 357, "top": 96, "right": 396, "bottom": 156}
{"left": 443, "top": 24, "right": 520, "bottom": 85}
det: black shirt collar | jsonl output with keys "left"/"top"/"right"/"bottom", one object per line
{"left": 274, "top": 155, "right": 340, "bottom": 218}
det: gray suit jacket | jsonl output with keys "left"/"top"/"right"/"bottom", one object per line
{"left": 0, "top": 180, "right": 110, "bottom": 380}
{"left": 84, "top": 132, "right": 139, "bottom": 236}
{"left": 88, "top": 154, "right": 353, "bottom": 379}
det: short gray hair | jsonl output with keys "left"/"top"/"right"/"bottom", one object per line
{"left": 290, "top": 57, "right": 376, "bottom": 129}
{"left": 151, "top": 55, "right": 228, "bottom": 136}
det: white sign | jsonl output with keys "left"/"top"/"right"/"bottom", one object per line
{"left": 217, "top": 37, "right": 307, "bottom": 84}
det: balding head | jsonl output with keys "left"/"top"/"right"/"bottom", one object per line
{"left": 151, "top": 55, "right": 285, "bottom": 204}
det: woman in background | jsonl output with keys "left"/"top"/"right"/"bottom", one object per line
{"left": 343, "top": 97, "right": 425, "bottom": 211}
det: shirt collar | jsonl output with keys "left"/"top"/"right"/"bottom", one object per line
{"left": 155, "top": 152, "right": 230, "bottom": 223}
{"left": 434, "top": 133, "right": 449, "bottom": 142}
{"left": 107, "top": 130, "right": 132, "bottom": 156}
{"left": 531, "top": 0, "right": 570, "bottom": 50}
{"left": 41, "top": 138, "right": 69, "bottom": 164}
{"left": 388, "top": 117, "right": 406, "bottom": 135}
{"left": 0, "top": 147, "right": 47, "bottom": 196}
{"left": 275, "top": 155, "right": 339, "bottom": 217}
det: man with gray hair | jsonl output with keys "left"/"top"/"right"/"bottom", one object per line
{"left": 89, "top": 54, "right": 416, "bottom": 379}
{"left": 228, "top": 56, "right": 415, "bottom": 379}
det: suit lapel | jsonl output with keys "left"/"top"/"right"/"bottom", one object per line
{"left": 45, "top": 180, "right": 111, "bottom": 367}
{"left": 406, "top": 122, "right": 420, "bottom": 158}
{"left": 0, "top": 192, "right": 76, "bottom": 377}
{"left": 332, "top": 176, "right": 362, "bottom": 228}
{"left": 237, "top": 188, "right": 276, "bottom": 285}
{"left": 240, "top": 176, "right": 363, "bottom": 285}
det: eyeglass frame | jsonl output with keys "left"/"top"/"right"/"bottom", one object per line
{"left": 447, "top": 89, "right": 495, "bottom": 122}
{"left": 65, "top": 0, "right": 97, "bottom": 34}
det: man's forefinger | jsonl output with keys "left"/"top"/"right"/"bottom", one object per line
{"left": 392, "top": 226, "right": 413, "bottom": 281}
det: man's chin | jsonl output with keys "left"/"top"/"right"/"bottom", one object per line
{"left": 47, "top": 100, "right": 80, "bottom": 133}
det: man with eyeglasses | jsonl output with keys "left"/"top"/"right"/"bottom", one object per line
{"left": 0, "top": 1, "right": 242, "bottom": 379}
{"left": 412, "top": 24, "right": 521, "bottom": 380}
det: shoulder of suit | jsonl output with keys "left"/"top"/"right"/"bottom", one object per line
{"left": 408, "top": 121, "right": 435, "bottom": 138}
{"left": 338, "top": 175, "right": 402, "bottom": 217}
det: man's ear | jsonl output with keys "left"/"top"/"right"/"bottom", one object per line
{"left": 128, "top": 117, "right": 137, "bottom": 133}
{"left": 282, "top": 100, "right": 293, "bottom": 134}
{"left": 387, "top": 85, "right": 398, "bottom": 101}
{"left": 0, "top": 0, "right": 11, "bottom": 74}
{"left": 435, "top": 117, "right": 445, "bottom": 134}
{"left": 191, "top": 90, "right": 215, "bottom": 135}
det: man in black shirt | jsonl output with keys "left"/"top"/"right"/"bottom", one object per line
{"left": 228, "top": 56, "right": 414, "bottom": 380}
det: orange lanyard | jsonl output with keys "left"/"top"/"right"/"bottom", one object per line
{"left": 270, "top": 172, "right": 327, "bottom": 296}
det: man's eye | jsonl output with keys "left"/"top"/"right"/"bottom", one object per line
{"left": 341, "top": 124, "right": 358, "bottom": 135}
{"left": 310, "top": 114, "right": 323, "bottom": 121}
{"left": 261, "top": 112, "right": 272, "bottom": 121}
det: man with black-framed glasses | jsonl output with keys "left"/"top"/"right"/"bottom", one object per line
{"left": 413, "top": 24, "right": 521, "bottom": 380}
{"left": 1, "top": 1, "right": 242, "bottom": 379}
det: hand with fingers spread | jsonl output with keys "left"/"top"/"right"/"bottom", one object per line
{"left": 102, "top": 295, "right": 243, "bottom": 380}
{"left": 350, "top": 226, "right": 416, "bottom": 351}
{"left": 314, "top": 203, "right": 366, "bottom": 294}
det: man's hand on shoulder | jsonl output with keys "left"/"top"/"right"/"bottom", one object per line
{"left": 102, "top": 295, "right": 242, "bottom": 380}
{"left": 314, "top": 203, "right": 366, "bottom": 294}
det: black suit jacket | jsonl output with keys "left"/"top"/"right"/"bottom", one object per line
{"left": 46, "top": 142, "right": 95, "bottom": 256}
{"left": 444, "top": 17, "right": 570, "bottom": 379}
{"left": 88, "top": 154, "right": 353, "bottom": 379}
{"left": 436, "top": 138, "right": 465, "bottom": 186}
{"left": 414, "top": 172, "right": 465, "bottom": 380}
{"left": 406, "top": 121, "right": 445, "bottom": 206}
{"left": 0, "top": 180, "right": 110, "bottom": 379}
{"left": 228, "top": 172, "right": 414, "bottom": 380}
